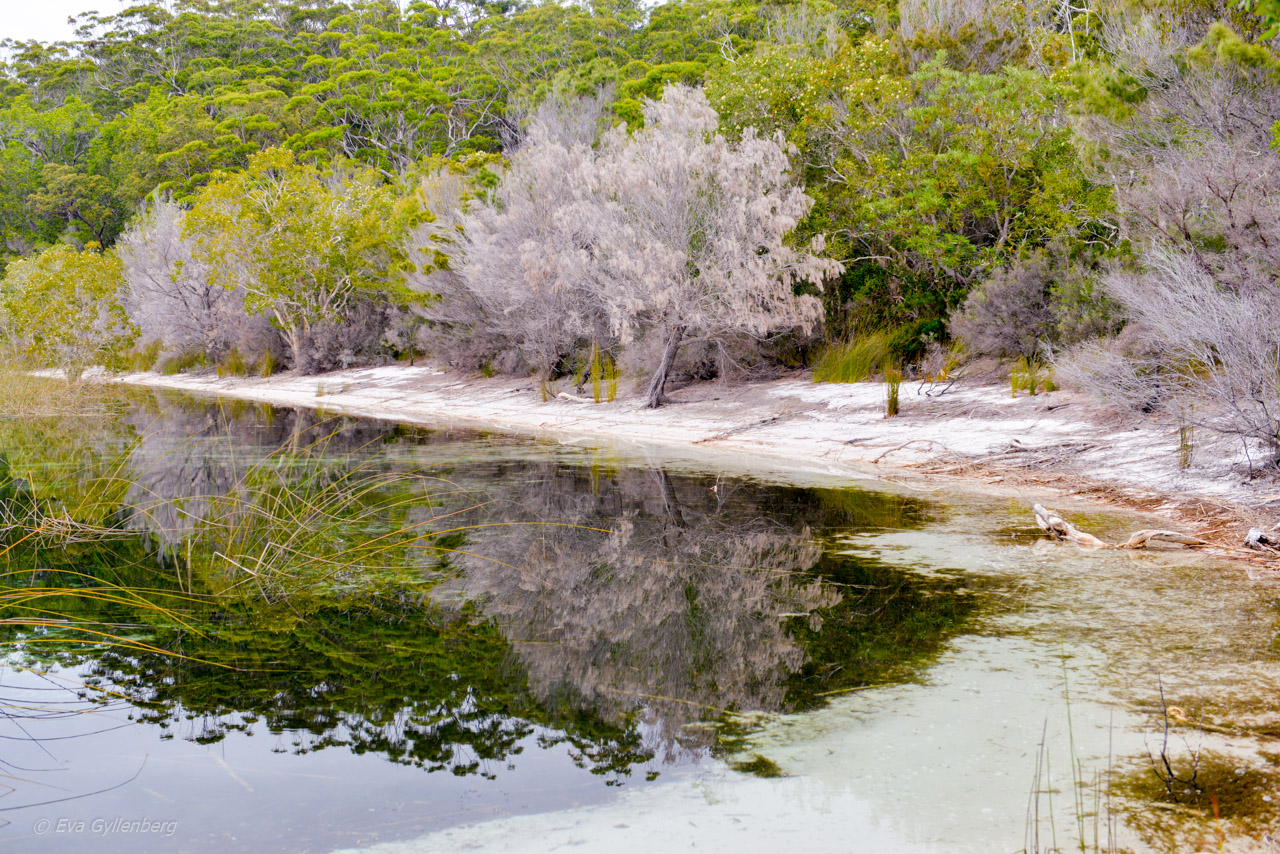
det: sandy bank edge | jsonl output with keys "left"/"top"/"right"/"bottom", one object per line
{"left": 109, "top": 365, "right": 1279, "bottom": 567}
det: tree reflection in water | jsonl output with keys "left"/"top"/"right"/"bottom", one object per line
{"left": 0, "top": 396, "right": 980, "bottom": 791}
{"left": 430, "top": 464, "right": 837, "bottom": 764}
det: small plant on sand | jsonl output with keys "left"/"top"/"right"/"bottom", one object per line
{"left": 884, "top": 360, "right": 902, "bottom": 418}
{"left": 256, "top": 350, "right": 280, "bottom": 377}
{"left": 1012, "top": 358, "right": 1055, "bottom": 397}
{"left": 604, "top": 353, "right": 619, "bottom": 402}
{"left": 159, "top": 349, "right": 207, "bottom": 375}
{"left": 216, "top": 348, "right": 250, "bottom": 378}
{"left": 577, "top": 344, "right": 619, "bottom": 403}
{"left": 1178, "top": 424, "right": 1195, "bottom": 471}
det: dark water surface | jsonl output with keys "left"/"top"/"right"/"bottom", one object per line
{"left": 0, "top": 393, "right": 986, "bottom": 853}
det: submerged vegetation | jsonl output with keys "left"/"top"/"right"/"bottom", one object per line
{"left": 0, "top": 396, "right": 983, "bottom": 825}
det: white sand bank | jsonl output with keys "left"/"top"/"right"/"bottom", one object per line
{"left": 112, "top": 365, "right": 1279, "bottom": 543}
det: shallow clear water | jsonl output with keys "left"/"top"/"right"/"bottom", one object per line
{"left": 1, "top": 392, "right": 1278, "bottom": 853}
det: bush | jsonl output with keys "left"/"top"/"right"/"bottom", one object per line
{"left": 1075, "top": 250, "right": 1280, "bottom": 457}
{"left": 951, "top": 253, "right": 1055, "bottom": 361}
{"left": 0, "top": 243, "right": 136, "bottom": 377}
{"left": 291, "top": 301, "right": 393, "bottom": 375}
{"left": 118, "top": 198, "right": 257, "bottom": 363}
{"left": 951, "top": 248, "right": 1120, "bottom": 363}
{"left": 184, "top": 148, "right": 413, "bottom": 372}
{"left": 1067, "top": 24, "right": 1280, "bottom": 461}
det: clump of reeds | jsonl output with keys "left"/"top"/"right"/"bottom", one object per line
{"left": 586, "top": 344, "right": 620, "bottom": 403}
{"left": 256, "top": 350, "right": 280, "bottom": 377}
{"left": 1012, "top": 357, "right": 1057, "bottom": 397}
{"left": 216, "top": 347, "right": 250, "bottom": 378}
{"left": 812, "top": 333, "right": 890, "bottom": 384}
{"left": 159, "top": 349, "right": 207, "bottom": 375}
{"left": 884, "top": 360, "right": 902, "bottom": 417}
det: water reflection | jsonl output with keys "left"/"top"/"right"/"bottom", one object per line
{"left": 0, "top": 396, "right": 982, "bottom": 850}
{"left": 434, "top": 465, "right": 836, "bottom": 761}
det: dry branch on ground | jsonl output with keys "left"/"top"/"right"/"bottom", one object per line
{"left": 1033, "top": 502, "right": 1206, "bottom": 550}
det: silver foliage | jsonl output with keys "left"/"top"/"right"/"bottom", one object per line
{"left": 117, "top": 197, "right": 273, "bottom": 362}
{"left": 1063, "top": 22, "right": 1280, "bottom": 460}
{"left": 411, "top": 86, "right": 841, "bottom": 406}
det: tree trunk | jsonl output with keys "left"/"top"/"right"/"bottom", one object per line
{"left": 644, "top": 324, "right": 685, "bottom": 409}
{"left": 283, "top": 323, "right": 301, "bottom": 370}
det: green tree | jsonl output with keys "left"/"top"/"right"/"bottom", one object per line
{"left": 709, "top": 36, "right": 1111, "bottom": 344}
{"left": 183, "top": 147, "right": 417, "bottom": 369}
{"left": 0, "top": 243, "right": 135, "bottom": 376}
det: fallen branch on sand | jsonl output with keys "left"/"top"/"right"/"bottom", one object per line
{"left": 1032, "top": 503, "right": 1207, "bottom": 550}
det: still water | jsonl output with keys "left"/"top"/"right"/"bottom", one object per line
{"left": 1, "top": 391, "right": 1278, "bottom": 853}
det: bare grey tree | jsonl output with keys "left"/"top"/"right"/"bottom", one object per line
{"left": 117, "top": 197, "right": 277, "bottom": 363}
{"left": 1063, "top": 21, "right": 1280, "bottom": 463}
{"left": 591, "top": 85, "right": 840, "bottom": 407}
{"left": 407, "top": 93, "right": 616, "bottom": 376}
{"left": 409, "top": 87, "right": 840, "bottom": 406}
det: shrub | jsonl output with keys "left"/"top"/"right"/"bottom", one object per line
{"left": 118, "top": 197, "right": 253, "bottom": 363}
{"left": 216, "top": 348, "right": 250, "bottom": 377}
{"left": 291, "top": 300, "right": 393, "bottom": 375}
{"left": 185, "top": 148, "right": 413, "bottom": 371}
{"left": 1084, "top": 250, "right": 1280, "bottom": 456}
{"left": 412, "top": 87, "right": 839, "bottom": 406}
{"left": 952, "top": 246, "right": 1121, "bottom": 375}
{"left": 951, "top": 252, "right": 1055, "bottom": 362}
{"left": 0, "top": 243, "right": 136, "bottom": 377}
{"left": 1067, "top": 24, "right": 1280, "bottom": 461}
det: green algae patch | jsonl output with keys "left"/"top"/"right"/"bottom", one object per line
{"left": 731, "top": 754, "right": 786, "bottom": 778}
{"left": 1112, "top": 750, "right": 1280, "bottom": 849}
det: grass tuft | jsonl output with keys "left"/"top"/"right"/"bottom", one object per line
{"left": 813, "top": 333, "right": 890, "bottom": 384}
{"left": 216, "top": 347, "right": 250, "bottom": 378}
{"left": 159, "top": 349, "right": 208, "bottom": 376}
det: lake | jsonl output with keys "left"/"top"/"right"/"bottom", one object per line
{"left": 2, "top": 390, "right": 1278, "bottom": 853}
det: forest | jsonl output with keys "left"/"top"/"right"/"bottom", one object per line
{"left": 1, "top": 0, "right": 1278, "bottom": 435}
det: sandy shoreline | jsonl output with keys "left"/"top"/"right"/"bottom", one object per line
{"left": 111, "top": 364, "right": 1279, "bottom": 564}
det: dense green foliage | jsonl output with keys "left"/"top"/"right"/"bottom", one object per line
{"left": 0, "top": 0, "right": 1275, "bottom": 379}
{"left": 0, "top": 242, "right": 136, "bottom": 374}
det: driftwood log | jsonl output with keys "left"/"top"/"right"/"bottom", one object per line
{"left": 1032, "top": 503, "right": 1207, "bottom": 550}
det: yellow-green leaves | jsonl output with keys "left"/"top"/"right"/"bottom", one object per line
{"left": 0, "top": 244, "right": 135, "bottom": 376}
{"left": 183, "top": 148, "right": 414, "bottom": 366}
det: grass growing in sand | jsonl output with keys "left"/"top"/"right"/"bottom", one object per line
{"left": 812, "top": 334, "right": 890, "bottom": 384}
